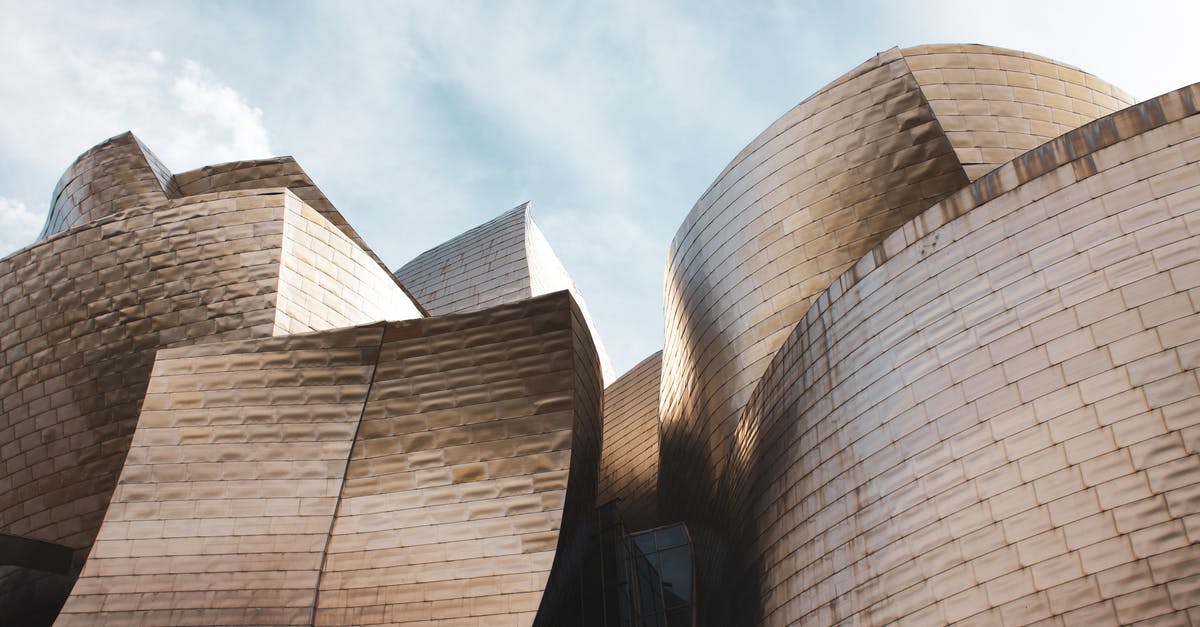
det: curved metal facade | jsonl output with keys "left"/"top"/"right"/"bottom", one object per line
{"left": 597, "top": 351, "right": 663, "bottom": 531}
{"left": 1, "top": 43, "right": 1198, "bottom": 627}
{"left": 1, "top": 135, "right": 423, "bottom": 624}
{"left": 657, "top": 47, "right": 1139, "bottom": 622}
{"left": 39, "top": 132, "right": 179, "bottom": 239}
{"left": 660, "top": 46, "right": 1133, "bottom": 527}
{"left": 54, "top": 292, "right": 602, "bottom": 626}
{"left": 725, "top": 83, "right": 1200, "bottom": 625}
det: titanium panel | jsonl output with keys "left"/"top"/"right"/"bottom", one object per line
{"left": 597, "top": 351, "right": 663, "bottom": 532}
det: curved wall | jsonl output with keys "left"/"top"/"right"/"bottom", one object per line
{"left": 2, "top": 189, "right": 291, "bottom": 552}
{"left": 661, "top": 46, "right": 964, "bottom": 524}
{"left": 725, "top": 83, "right": 1200, "bottom": 625}
{"left": 904, "top": 44, "right": 1136, "bottom": 181}
{"left": 39, "top": 132, "right": 178, "bottom": 239}
{"left": 54, "top": 292, "right": 602, "bottom": 626}
{"left": 596, "top": 351, "right": 662, "bottom": 531}
{"left": 658, "top": 47, "right": 1135, "bottom": 606}
{"left": 315, "top": 293, "right": 602, "bottom": 626}
{"left": 56, "top": 324, "right": 384, "bottom": 626}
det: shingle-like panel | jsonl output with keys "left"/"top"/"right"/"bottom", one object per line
{"left": 597, "top": 351, "right": 662, "bottom": 531}
{"left": 720, "top": 83, "right": 1200, "bottom": 625}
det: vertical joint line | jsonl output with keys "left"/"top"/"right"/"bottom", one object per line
{"left": 308, "top": 324, "right": 387, "bottom": 625}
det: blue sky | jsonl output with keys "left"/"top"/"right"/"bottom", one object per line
{"left": 1, "top": 0, "right": 1196, "bottom": 376}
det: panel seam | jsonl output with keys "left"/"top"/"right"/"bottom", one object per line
{"left": 307, "top": 323, "right": 387, "bottom": 625}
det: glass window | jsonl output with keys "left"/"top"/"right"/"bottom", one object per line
{"left": 657, "top": 546, "right": 691, "bottom": 604}
{"left": 632, "top": 531, "right": 657, "bottom": 554}
{"left": 655, "top": 526, "right": 687, "bottom": 550}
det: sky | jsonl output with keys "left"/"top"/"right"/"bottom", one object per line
{"left": 0, "top": 1, "right": 1197, "bottom": 377}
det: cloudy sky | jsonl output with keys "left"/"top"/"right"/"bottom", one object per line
{"left": 0, "top": 1, "right": 1196, "bottom": 376}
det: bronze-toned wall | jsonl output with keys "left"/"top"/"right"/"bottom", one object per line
{"left": 725, "top": 83, "right": 1200, "bottom": 625}
{"left": 658, "top": 46, "right": 1136, "bottom": 623}
{"left": 54, "top": 292, "right": 602, "bottom": 626}
{"left": 55, "top": 324, "right": 384, "bottom": 625}
{"left": 597, "top": 351, "right": 662, "bottom": 531}
{"left": 3, "top": 189, "right": 289, "bottom": 552}
{"left": 903, "top": 45, "right": 1136, "bottom": 181}
{"left": 314, "top": 293, "right": 602, "bottom": 626}
{"left": 39, "top": 132, "right": 179, "bottom": 239}
{"left": 1, "top": 135, "right": 423, "bottom": 624}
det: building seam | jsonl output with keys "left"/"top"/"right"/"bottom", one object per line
{"left": 307, "top": 322, "right": 388, "bottom": 626}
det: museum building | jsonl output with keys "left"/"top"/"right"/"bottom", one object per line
{"left": 1, "top": 44, "right": 1198, "bottom": 626}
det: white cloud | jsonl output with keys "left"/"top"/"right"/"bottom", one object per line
{"left": 166, "top": 59, "right": 271, "bottom": 166}
{"left": 0, "top": 197, "right": 45, "bottom": 258}
{"left": 3, "top": 1, "right": 1198, "bottom": 373}
{"left": 0, "top": 27, "right": 271, "bottom": 255}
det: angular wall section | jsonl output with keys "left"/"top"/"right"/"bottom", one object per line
{"left": 397, "top": 203, "right": 615, "bottom": 384}
{"left": 54, "top": 325, "right": 384, "bottom": 626}
{"left": 728, "top": 84, "right": 1200, "bottom": 625}
{"left": 395, "top": 204, "right": 531, "bottom": 315}
{"left": 275, "top": 194, "right": 422, "bottom": 334}
{"left": 171, "top": 156, "right": 401, "bottom": 287}
{"left": 314, "top": 294, "right": 603, "bottom": 626}
{"left": 56, "top": 292, "right": 603, "bottom": 626}
{"left": 597, "top": 351, "right": 662, "bottom": 531}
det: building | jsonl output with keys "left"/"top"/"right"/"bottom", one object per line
{"left": 1, "top": 44, "right": 1197, "bottom": 626}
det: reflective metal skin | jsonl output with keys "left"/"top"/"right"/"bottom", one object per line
{"left": 747, "top": 84, "right": 1200, "bottom": 624}
{"left": 2, "top": 43, "right": 1199, "bottom": 627}
{"left": 686, "top": 81, "right": 1200, "bottom": 625}
{"left": 0, "top": 134, "right": 422, "bottom": 624}
{"left": 396, "top": 202, "right": 616, "bottom": 384}
{"left": 598, "top": 351, "right": 663, "bottom": 531}
{"left": 54, "top": 292, "right": 602, "bottom": 626}
{"left": 657, "top": 46, "right": 1139, "bottom": 624}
